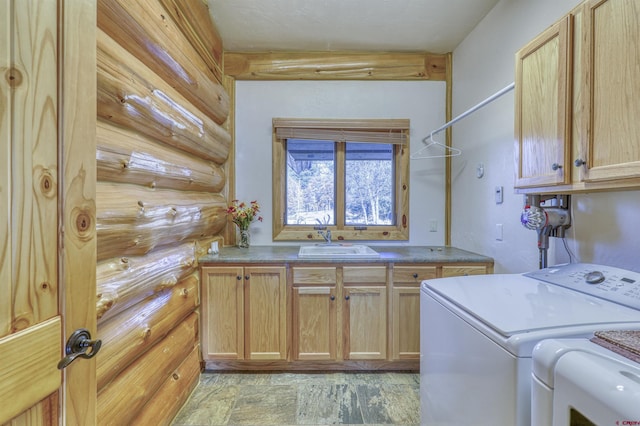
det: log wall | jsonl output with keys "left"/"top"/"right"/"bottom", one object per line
{"left": 95, "top": 0, "right": 228, "bottom": 423}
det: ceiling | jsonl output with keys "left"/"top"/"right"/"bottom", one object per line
{"left": 208, "top": 0, "right": 500, "bottom": 54}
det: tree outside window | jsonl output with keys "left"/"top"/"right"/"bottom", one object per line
{"left": 273, "top": 118, "right": 409, "bottom": 242}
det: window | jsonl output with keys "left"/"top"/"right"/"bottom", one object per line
{"left": 273, "top": 118, "right": 409, "bottom": 241}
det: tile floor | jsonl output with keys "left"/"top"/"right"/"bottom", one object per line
{"left": 172, "top": 371, "right": 420, "bottom": 425}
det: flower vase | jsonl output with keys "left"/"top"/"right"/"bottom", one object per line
{"left": 238, "top": 228, "right": 250, "bottom": 248}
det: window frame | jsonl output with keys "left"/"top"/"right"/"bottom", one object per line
{"left": 272, "top": 118, "right": 410, "bottom": 242}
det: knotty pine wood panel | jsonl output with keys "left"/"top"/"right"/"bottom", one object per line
{"left": 158, "top": 0, "right": 223, "bottom": 81}
{"left": 96, "top": 242, "right": 198, "bottom": 322}
{"left": 97, "top": 276, "right": 198, "bottom": 390}
{"left": 96, "top": 182, "right": 226, "bottom": 260}
{"left": 0, "top": 0, "right": 61, "bottom": 422}
{"left": 131, "top": 345, "right": 201, "bottom": 424}
{"left": 97, "top": 0, "right": 228, "bottom": 123}
{"left": 97, "top": 120, "right": 225, "bottom": 193}
{"left": 97, "top": 313, "right": 198, "bottom": 425}
{"left": 97, "top": 28, "right": 231, "bottom": 164}
{"left": 225, "top": 51, "right": 447, "bottom": 81}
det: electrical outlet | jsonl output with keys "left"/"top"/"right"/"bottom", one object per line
{"left": 429, "top": 220, "right": 437, "bottom": 232}
{"left": 495, "top": 223, "right": 503, "bottom": 241}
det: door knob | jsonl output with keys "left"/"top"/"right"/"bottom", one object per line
{"left": 57, "top": 328, "right": 102, "bottom": 369}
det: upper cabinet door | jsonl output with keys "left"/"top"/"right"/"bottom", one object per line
{"left": 515, "top": 16, "right": 573, "bottom": 188}
{"left": 578, "top": 0, "right": 640, "bottom": 182}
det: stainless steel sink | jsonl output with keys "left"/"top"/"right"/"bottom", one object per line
{"left": 298, "top": 244, "right": 380, "bottom": 258}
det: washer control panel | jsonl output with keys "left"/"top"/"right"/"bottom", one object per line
{"left": 524, "top": 263, "right": 640, "bottom": 310}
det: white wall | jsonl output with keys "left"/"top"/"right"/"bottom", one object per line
{"left": 451, "top": 0, "right": 640, "bottom": 273}
{"left": 235, "top": 80, "right": 447, "bottom": 246}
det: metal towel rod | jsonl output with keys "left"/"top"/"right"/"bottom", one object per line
{"left": 411, "top": 82, "right": 515, "bottom": 160}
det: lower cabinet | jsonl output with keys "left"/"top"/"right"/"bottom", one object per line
{"left": 391, "top": 266, "right": 437, "bottom": 360}
{"left": 291, "top": 266, "right": 387, "bottom": 362}
{"left": 342, "top": 266, "right": 387, "bottom": 360}
{"left": 201, "top": 265, "right": 286, "bottom": 361}
{"left": 292, "top": 285, "right": 337, "bottom": 360}
{"left": 202, "top": 261, "right": 491, "bottom": 369}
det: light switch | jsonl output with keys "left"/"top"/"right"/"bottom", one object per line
{"left": 495, "top": 186, "right": 503, "bottom": 204}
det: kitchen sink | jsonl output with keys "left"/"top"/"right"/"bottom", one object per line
{"left": 298, "top": 244, "right": 380, "bottom": 258}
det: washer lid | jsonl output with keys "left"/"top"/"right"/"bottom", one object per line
{"left": 423, "top": 273, "right": 640, "bottom": 337}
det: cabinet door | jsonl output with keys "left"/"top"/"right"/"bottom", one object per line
{"left": 390, "top": 266, "right": 432, "bottom": 360}
{"left": 343, "top": 286, "right": 387, "bottom": 360}
{"left": 292, "top": 286, "right": 337, "bottom": 360}
{"left": 343, "top": 266, "right": 387, "bottom": 360}
{"left": 515, "top": 16, "right": 572, "bottom": 188}
{"left": 391, "top": 287, "right": 420, "bottom": 360}
{"left": 245, "top": 266, "right": 287, "bottom": 360}
{"left": 579, "top": 0, "right": 640, "bottom": 181}
{"left": 201, "top": 267, "right": 244, "bottom": 359}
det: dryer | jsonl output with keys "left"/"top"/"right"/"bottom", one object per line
{"left": 532, "top": 337, "right": 640, "bottom": 426}
{"left": 420, "top": 263, "right": 640, "bottom": 426}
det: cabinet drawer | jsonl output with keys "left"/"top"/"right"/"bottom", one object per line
{"left": 442, "top": 265, "right": 487, "bottom": 277}
{"left": 292, "top": 267, "right": 337, "bottom": 285}
{"left": 393, "top": 266, "right": 437, "bottom": 284}
{"left": 343, "top": 266, "right": 387, "bottom": 285}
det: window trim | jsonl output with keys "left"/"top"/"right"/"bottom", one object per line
{"left": 272, "top": 118, "right": 410, "bottom": 242}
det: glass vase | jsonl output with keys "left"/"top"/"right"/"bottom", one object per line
{"left": 238, "top": 228, "right": 250, "bottom": 248}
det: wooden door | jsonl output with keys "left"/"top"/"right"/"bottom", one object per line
{"left": 244, "top": 266, "right": 287, "bottom": 360}
{"left": 201, "top": 267, "right": 245, "bottom": 360}
{"left": 579, "top": 0, "right": 640, "bottom": 182}
{"left": 515, "top": 16, "right": 572, "bottom": 188}
{"left": 0, "top": 0, "right": 97, "bottom": 424}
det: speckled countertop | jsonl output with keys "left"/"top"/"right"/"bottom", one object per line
{"left": 591, "top": 330, "right": 640, "bottom": 363}
{"left": 198, "top": 245, "right": 494, "bottom": 265}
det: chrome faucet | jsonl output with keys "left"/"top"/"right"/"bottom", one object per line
{"left": 318, "top": 229, "right": 332, "bottom": 244}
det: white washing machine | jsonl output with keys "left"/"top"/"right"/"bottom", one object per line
{"left": 532, "top": 337, "right": 640, "bottom": 426}
{"left": 420, "top": 263, "right": 640, "bottom": 426}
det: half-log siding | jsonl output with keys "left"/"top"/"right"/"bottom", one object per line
{"left": 96, "top": 0, "right": 228, "bottom": 422}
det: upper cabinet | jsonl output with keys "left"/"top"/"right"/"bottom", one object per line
{"left": 578, "top": 0, "right": 640, "bottom": 182}
{"left": 515, "top": 17, "right": 572, "bottom": 188}
{"left": 515, "top": 0, "right": 640, "bottom": 193}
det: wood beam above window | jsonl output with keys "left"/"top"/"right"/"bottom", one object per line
{"left": 224, "top": 52, "right": 447, "bottom": 81}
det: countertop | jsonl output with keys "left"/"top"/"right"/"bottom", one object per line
{"left": 592, "top": 330, "right": 640, "bottom": 363}
{"left": 198, "top": 245, "right": 494, "bottom": 265}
